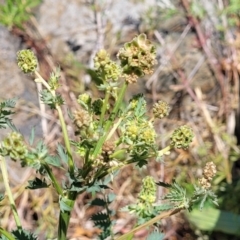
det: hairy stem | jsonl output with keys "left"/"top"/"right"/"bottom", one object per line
{"left": 0, "top": 156, "right": 22, "bottom": 229}
{"left": 116, "top": 208, "right": 182, "bottom": 240}
{"left": 0, "top": 228, "right": 15, "bottom": 240}
{"left": 58, "top": 191, "right": 77, "bottom": 240}
{"left": 42, "top": 163, "right": 63, "bottom": 195}
{"left": 99, "top": 90, "right": 111, "bottom": 126}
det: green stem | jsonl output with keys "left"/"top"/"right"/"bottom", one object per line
{"left": 56, "top": 105, "right": 74, "bottom": 176}
{"left": 92, "top": 82, "right": 128, "bottom": 158}
{"left": 104, "top": 194, "right": 114, "bottom": 240}
{"left": 35, "top": 71, "right": 74, "bottom": 176}
{"left": 116, "top": 208, "right": 182, "bottom": 240}
{"left": 58, "top": 191, "right": 77, "bottom": 240}
{"left": 35, "top": 71, "right": 54, "bottom": 95}
{"left": 0, "top": 228, "right": 15, "bottom": 240}
{"left": 106, "top": 117, "right": 123, "bottom": 141}
{"left": 99, "top": 90, "right": 111, "bottom": 126}
{"left": 42, "top": 163, "right": 63, "bottom": 195}
{"left": 0, "top": 156, "right": 22, "bottom": 229}
{"left": 158, "top": 145, "right": 172, "bottom": 157}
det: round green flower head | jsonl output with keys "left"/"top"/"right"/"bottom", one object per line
{"left": 17, "top": 49, "right": 38, "bottom": 73}
{"left": 170, "top": 125, "right": 194, "bottom": 149}
{"left": 139, "top": 176, "right": 156, "bottom": 204}
{"left": 117, "top": 33, "right": 157, "bottom": 83}
{"left": 94, "top": 49, "right": 121, "bottom": 82}
{"left": 152, "top": 100, "right": 170, "bottom": 119}
{"left": 0, "top": 132, "right": 28, "bottom": 161}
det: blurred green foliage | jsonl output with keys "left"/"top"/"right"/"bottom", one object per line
{"left": 0, "top": 0, "right": 41, "bottom": 29}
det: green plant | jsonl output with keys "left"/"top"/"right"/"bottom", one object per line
{"left": 0, "top": 0, "right": 41, "bottom": 29}
{"left": 0, "top": 34, "right": 218, "bottom": 240}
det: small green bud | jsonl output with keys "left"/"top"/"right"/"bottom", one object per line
{"left": 77, "top": 93, "right": 91, "bottom": 109}
{"left": 79, "top": 93, "right": 91, "bottom": 104}
{"left": 0, "top": 132, "right": 28, "bottom": 161}
{"left": 152, "top": 100, "right": 170, "bottom": 119}
{"left": 170, "top": 125, "right": 194, "bottom": 149}
{"left": 17, "top": 50, "right": 38, "bottom": 73}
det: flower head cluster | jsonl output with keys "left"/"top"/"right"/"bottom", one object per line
{"left": 117, "top": 33, "right": 157, "bottom": 84}
{"left": 199, "top": 161, "right": 217, "bottom": 189}
{"left": 94, "top": 49, "right": 122, "bottom": 83}
{"left": 124, "top": 119, "right": 156, "bottom": 146}
{"left": 17, "top": 49, "right": 38, "bottom": 73}
{"left": 127, "top": 176, "right": 157, "bottom": 223}
{"left": 170, "top": 125, "right": 194, "bottom": 149}
{"left": 73, "top": 109, "right": 91, "bottom": 129}
{"left": 128, "top": 94, "right": 147, "bottom": 113}
{"left": 0, "top": 132, "right": 28, "bottom": 161}
{"left": 152, "top": 100, "right": 170, "bottom": 119}
{"left": 139, "top": 176, "right": 156, "bottom": 204}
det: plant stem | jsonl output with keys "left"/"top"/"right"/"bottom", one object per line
{"left": 43, "top": 163, "right": 63, "bottom": 195}
{"left": 35, "top": 71, "right": 55, "bottom": 95}
{"left": 58, "top": 191, "right": 77, "bottom": 240}
{"left": 34, "top": 70, "right": 75, "bottom": 176}
{"left": 0, "top": 228, "right": 15, "bottom": 240}
{"left": 56, "top": 105, "right": 74, "bottom": 176}
{"left": 158, "top": 145, "right": 172, "bottom": 157}
{"left": 92, "top": 82, "right": 128, "bottom": 158}
{"left": 0, "top": 156, "right": 22, "bottom": 229}
{"left": 116, "top": 208, "right": 182, "bottom": 240}
{"left": 99, "top": 90, "right": 110, "bottom": 126}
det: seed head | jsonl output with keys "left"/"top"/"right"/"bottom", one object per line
{"left": 94, "top": 49, "right": 121, "bottom": 82}
{"left": 73, "top": 109, "right": 91, "bottom": 129}
{"left": 198, "top": 161, "right": 217, "bottom": 189}
{"left": 117, "top": 34, "right": 157, "bottom": 84}
{"left": 0, "top": 132, "right": 28, "bottom": 161}
{"left": 170, "top": 125, "right": 194, "bottom": 149}
{"left": 17, "top": 49, "right": 38, "bottom": 73}
{"left": 203, "top": 161, "right": 217, "bottom": 181}
{"left": 139, "top": 176, "right": 156, "bottom": 204}
{"left": 152, "top": 100, "right": 170, "bottom": 119}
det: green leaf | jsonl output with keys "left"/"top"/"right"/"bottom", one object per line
{"left": 91, "top": 212, "right": 110, "bottom": 222}
{"left": 0, "top": 98, "right": 16, "bottom": 129}
{"left": 69, "top": 181, "right": 87, "bottom": 193}
{"left": 40, "top": 89, "right": 64, "bottom": 109}
{"left": 108, "top": 193, "right": 116, "bottom": 202}
{"left": 57, "top": 144, "right": 68, "bottom": 164}
{"left": 90, "top": 198, "right": 107, "bottom": 207}
{"left": 26, "top": 177, "right": 49, "bottom": 189}
{"left": 11, "top": 229, "right": 38, "bottom": 240}
{"left": 156, "top": 181, "right": 172, "bottom": 188}
{"left": 186, "top": 208, "right": 240, "bottom": 236}
{"left": 59, "top": 196, "right": 75, "bottom": 212}
{"left": 45, "top": 155, "right": 61, "bottom": 167}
